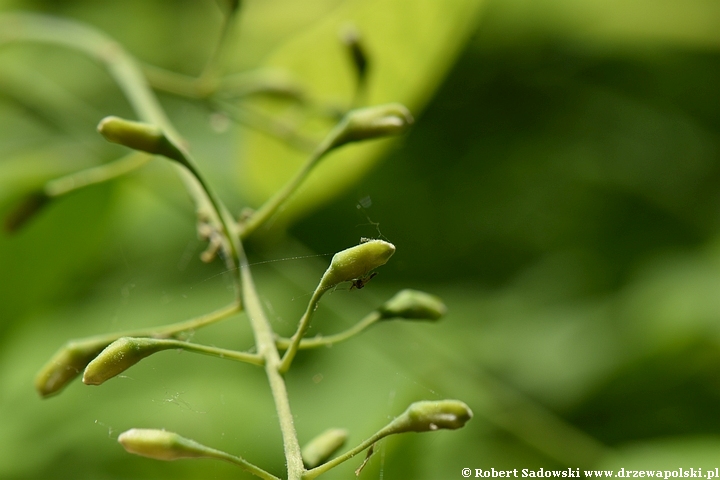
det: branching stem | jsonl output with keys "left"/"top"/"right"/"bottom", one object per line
{"left": 0, "top": 12, "right": 241, "bottom": 294}
{"left": 276, "top": 311, "right": 381, "bottom": 350}
{"left": 237, "top": 241, "right": 304, "bottom": 480}
{"left": 302, "top": 423, "right": 395, "bottom": 480}
{"left": 278, "top": 285, "right": 328, "bottom": 374}
{"left": 44, "top": 152, "right": 151, "bottom": 197}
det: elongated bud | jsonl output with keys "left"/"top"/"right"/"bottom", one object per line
{"left": 302, "top": 428, "right": 348, "bottom": 468}
{"left": 340, "top": 24, "right": 368, "bottom": 83}
{"left": 388, "top": 400, "right": 472, "bottom": 433}
{"left": 35, "top": 338, "right": 112, "bottom": 397}
{"left": 379, "top": 289, "right": 447, "bottom": 321}
{"left": 97, "top": 116, "right": 182, "bottom": 161}
{"left": 215, "top": 0, "right": 241, "bottom": 14}
{"left": 83, "top": 337, "right": 168, "bottom": 385}
{"left": 4, "top": 191, "right": 50, "bottom": 233}
{"left": 320, "top": 240, "right": 395, "bottom": 289}
{"left": 329, "top": 104, "right": 413, "bottom": 149}
{"left": 118, "top": 429, "right": 217, "bottom": 461}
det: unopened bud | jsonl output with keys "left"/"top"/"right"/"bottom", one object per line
{"left": 216, "top": 0, "right": 241, "bottom": 14}
{"left": 83, "top": 337, "right": 167, "bottom": 385}
{"left": 320, "top": 240, "right": 395, "bottom": 289}
{"left": 302, "top": 428, "right": 348, "bottom": 468}
{"left": 340, "top": 24, "right": 368, "bottom": 82}
{"left": 118, "top": 428, "right": 215, "bottom": 461}
{"left": 379, "top": 289, "right": 447, "bottom": 321}
{"left": 4, "top": 191, "right": 49, "bottom": 233}
{"left": 97, "top": 116, "right": 182, "bottom": 161}
{"left": 389, "top": 400, "right": 472, "bottom": 433}
{"left": 35, "top": 338, "right": 112, "bottom": 397}
{"left": 329, "top": 104, "right": 413, "bottom": 149}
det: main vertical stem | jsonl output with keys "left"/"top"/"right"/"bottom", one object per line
{"left": 237, "top": 241, "right": 304, "bottom": 480}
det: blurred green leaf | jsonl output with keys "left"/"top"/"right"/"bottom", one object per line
{"left": 599, "top": 436, "right": 720, "bottom": 470}
{"left": 235, "top": 0, "right": 486, "bottom": 232}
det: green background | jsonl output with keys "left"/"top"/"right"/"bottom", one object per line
{"left": 2, "top": 0, "right": 720, "bottom": 478}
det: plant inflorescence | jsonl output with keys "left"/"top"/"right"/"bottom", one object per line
{"left": 3, "top": 5, "right": 470, "bottom": 479}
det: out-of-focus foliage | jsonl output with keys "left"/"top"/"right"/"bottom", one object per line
{"left": 2, "top": 0, "right": 720, "bottom": 479}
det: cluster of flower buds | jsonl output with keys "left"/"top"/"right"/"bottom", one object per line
{"left": 35, "top": 337, "right": 116, "bottom": 397}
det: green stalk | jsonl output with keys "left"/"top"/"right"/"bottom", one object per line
{"left": 0, "top": 12, "right": 239, "bottom": 289}
{"left": 277, "top": 286, "right": 328, "bottom": 374}
{"left": 302, "top": 425, "right": 393, "bottom": 480}
{"left": 126, "top": 337, "right": 265, "bottom": 366}
{"left": 276, "top": 311, "right": 381, "bottom": 350}
{"left": 237, "top": 240, "right": 304, "bottom": 480}
{"left": 35, "top": 302, "right": 241, "bottom": 397}
{"left": 239, "top": 139, "right": 334, "bottom": 239}
{"left": 215, "top": 100, "right": 317, "bottom": 152}
{"left": 44, "top": 152, "right": 151, "bottom": 197}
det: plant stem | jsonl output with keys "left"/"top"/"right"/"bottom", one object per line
{"left": 239, "top": 122, "right": 342, "bottom": 238}
{"left": 201, "top": 446, "right": 282, "bottom": 480}
{"left": 73, "top": 301, "right": 241, "bottom": 348}
{"left": 278, "top": 286, "right": 327, "bottom": 374}
{"left": 302, "top": 424, "right": 394, "bottom": 480}
{"left": 44, "top": 152, "right": 151, "bottom": 197}
{"left": 215, "top": 100, "right": 318, "bottom": 152}
{"left": 154, "top": 301, "right": 242, "bottom": 335}
{"left": 142, "top": 64, "right": 207, "bottom": 98}
{"left": 0, "top": 12, "right": 240, "bottom": 291}
{"left": 276, "top": 311, "right": 381, "bottom": 350}
{"left": 122, "top": 337, "right": 264, "bottom": 366}
{"left": 237, "top": 240, "right": 304, "bottom": 480}
{"left": 197, "top": 2, "right": 237, "bottom": 91}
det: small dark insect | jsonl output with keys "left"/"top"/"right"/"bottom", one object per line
{"left": 350, "top": 272, "right": 377, "bottom": 290}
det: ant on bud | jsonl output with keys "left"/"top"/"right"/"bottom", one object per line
{"left": 350, "top": 272, "right": 377, "bottom": 290}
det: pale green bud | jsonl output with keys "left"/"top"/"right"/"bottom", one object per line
{"left": 379, "top": 289, "right": 447, "bottom": 321}
{"left": 83, "top": 337, "right": 167, "bottom": 386}
{"left": 97, "top": 116, "right": 182, "bottom": 161}
{"left": 216, "top": 0, "right": 241, "bottom": 14}
{"left": 5, "top": 191, "right": 49, "bottom": 233}
{"left": 118, "top": 429, "right": 213, "bottom": 461}
{"left": 329, "top": 104, "right": 413, "bottom": 149}
{"left": 340, "top": 24, "right": 368, "bottom": 82}
{"left": 388, "top": 400, "right": 473, "bottom": 433}
{"left": 302, "top": 428, "right": 348, "bottom": 468}
{"left": 320, "top": 240, "right": 395, "bottom": 289}
{"left": 35, "top": 338, "right": 112, "bottom": 398}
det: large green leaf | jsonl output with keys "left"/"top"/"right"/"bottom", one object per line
{"left": 233, "top": 0, "right": 486, "bottom": 232}
{"left": 477, "top": 0, "right": 720, "bottom": 49}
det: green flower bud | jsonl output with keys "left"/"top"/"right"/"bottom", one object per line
{"left": 320, "top": 240, "right": 395, "bottom": 289}
{"left": 35, "top": 338, "right": 112, "bottom": 398}
{"left": 118, "top": 428, "right": 214, "bottom": 461}
{"left": 329, "top": 104, "right": 413, "bottom": 149}
{"left": 97, "top": 116, "right": 182, "bottom": 161}
{"left": 378, "top": 289, "right": 447, "bottom": 321}
{"left": 83, "top": 337, "right": 167, "bottom": 386}
{"left": 216, "top": 0, "right": 241, "bottom": 14}
{"left": 389, "top": 400, "right": 473, "bottom": 433}
{"left": 302, "top": 428, "right": 348, "bottom": 468}
{"left": 4, "top": 191, "right": 49, "bottom": 233}
{"left": 340, "top": 24, "right": 368, "bottom": 82}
